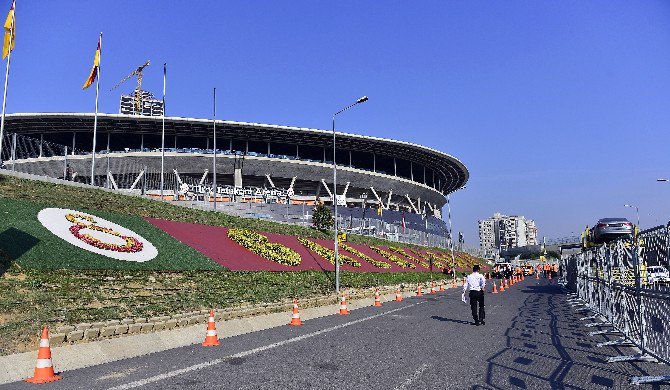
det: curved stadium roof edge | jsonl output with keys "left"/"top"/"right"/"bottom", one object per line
{"left": 5, "top": 112, "right": 469, "bottom": 195}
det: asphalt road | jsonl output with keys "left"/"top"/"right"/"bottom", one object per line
{"left": 3, "top": 278, "right": 668, "bottom": 389}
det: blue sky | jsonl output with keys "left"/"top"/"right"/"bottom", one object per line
{"left": 6, "top": 1, "right": 670, "bottom": 245}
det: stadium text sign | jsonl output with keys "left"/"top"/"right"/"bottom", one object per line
{"left": 38, "top": 208, "right": 158, "bottom": 262}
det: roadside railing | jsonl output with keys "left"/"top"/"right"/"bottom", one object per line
{"left": 562, "top": 224, "right": 670, "bottom": 386}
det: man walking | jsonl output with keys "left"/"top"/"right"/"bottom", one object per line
{"left": 463, "top": 264, "right": 486, "bottom": 326}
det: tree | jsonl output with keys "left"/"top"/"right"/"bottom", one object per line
{"left": 312, "top": 202, "right": 333, "bottom": 231}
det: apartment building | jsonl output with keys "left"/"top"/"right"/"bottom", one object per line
{"left": 478, "top": 212, "right": 538, "bottom": 252}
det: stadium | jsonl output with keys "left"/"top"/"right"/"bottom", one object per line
{"left": 0, "top": 112, "right": 469, "bottom": 245}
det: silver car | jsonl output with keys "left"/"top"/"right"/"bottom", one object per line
{"left": 591, "top": 217, "right": 634, "bottom": 243}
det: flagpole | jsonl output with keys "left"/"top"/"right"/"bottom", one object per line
{"left": 160, "top": 63, "right": 166, "bottom": 200}
{"left": 90, "top": 32, "right": 102, "bottom": 186}
{"left": 447, "top": 194, "right": 456, "bottom": 280}
{"left": 212, "top": 87, "right": 217, "bottom": 210}
{"left": 0, "top": 2, "right": 14, "bottom": 165}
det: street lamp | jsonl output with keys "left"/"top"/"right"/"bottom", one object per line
{"left": 624, "top": 204, "right": 640, "bottom": 229}
{"left": 333, "top": 96, "right": 368, "bottom": 295}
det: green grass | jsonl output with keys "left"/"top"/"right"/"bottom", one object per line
{"left": 0, "top": 198, "right": 219, "bottom": 270}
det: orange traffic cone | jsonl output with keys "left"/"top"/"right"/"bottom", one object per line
{"left": 492, "top": 282, "right": 498, "bottom": 294}
{"left": 499, "top": 281, "right": 505, "bottom": 292}
{"left": 439, "top": 282, "right": 445, "bottom": 292}
{"left": 430, "top": 281, "right": 437, "bottom": 294}
{"left": 289, "top": 298, "right": 302, "bottom": 326}
{"left": 395, "top": 288, "right": 403, "bottom": 302}
{"left": 373, "top": 288, "right": 383, "bottom": 307}
{"left": 25, "top": 327, "right": 62, "bottom": 384}
{"left": 202, "top": 309, "right": 220, "bottom": 346}
{"left": 416, "top": 284, "right": 423, "bottom": 297}
{"left": 339, "top": 293, "right": 350, "bottom": 315}
{"left": 452, "top": 279, "right": 458, "bottom": 288}
{"left": 522, "top": 274, "right": 525, "bottom": 281}
{"left": 504, "top": 278, "right": 509, "bottom": 288}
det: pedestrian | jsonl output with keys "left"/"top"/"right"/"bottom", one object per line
{"left": 463, "top": 264, "right": 486, "bottom": 326}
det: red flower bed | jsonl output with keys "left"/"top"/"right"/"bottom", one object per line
{"left": 146, "top": 218, "right": 469, "bottom": 273}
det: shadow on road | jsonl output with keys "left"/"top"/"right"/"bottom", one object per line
{"left": 481, "top": 281, "right": 667, "bottom": 389}
{"left": 431, "top": 315, "right": 472, "bottom": 325}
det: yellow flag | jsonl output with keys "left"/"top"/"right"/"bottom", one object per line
{"left": 2, "top": 0, "right": 15, "bottom": 60}
{"left": 82, "top": 36, "right": 101, "bottom": 90}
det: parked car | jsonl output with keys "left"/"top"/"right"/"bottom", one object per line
{"left": 647, "top": 265, "right": 670, "bottom": 284}
{"left": 590, "top": 218, "right": 634, "bottom": 244}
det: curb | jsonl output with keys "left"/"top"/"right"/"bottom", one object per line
{"left": 0, "top": 281, "right": 456, "bottom": 384}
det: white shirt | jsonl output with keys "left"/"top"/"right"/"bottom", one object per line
{"left": 464, "top": 272, "right": 486, "bottom": 292}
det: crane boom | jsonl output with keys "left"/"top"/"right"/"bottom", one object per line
{"left": 110, "top": 60, "right": 151, "bottom": 91}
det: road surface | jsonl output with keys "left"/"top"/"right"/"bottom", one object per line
{"left": 3, "top": 278, "right": 667, "bottom": 389}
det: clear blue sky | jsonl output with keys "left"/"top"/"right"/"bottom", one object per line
{"left": 6, "top": 1, "right": 670, "bottom": 245}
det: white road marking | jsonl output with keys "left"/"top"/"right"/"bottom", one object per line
{"left": 107, "top": 302, "right": 425, "bottom": 390}
{"left": 394, "top": 363, "right": 430, "bottom": 390}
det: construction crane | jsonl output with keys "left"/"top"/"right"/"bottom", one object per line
{"left": 110, "top": 60, "right": 151, "bottom": 114}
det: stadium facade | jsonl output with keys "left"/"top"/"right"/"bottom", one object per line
{"left": 1, "top": 112, "right": 469, "bottom": 246}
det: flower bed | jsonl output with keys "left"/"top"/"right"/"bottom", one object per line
{"left": 388, "top": 246, "right": 429, "bottom": 268}
{"left": 410, "top": 249, "right": 446, "bottom": 268}
{"left": 297, "top": 238, "right": 361, "bottom": 268}
{"left": 370, "top": 246, "right": 415, "bottom": 269}
{"left": 340, "top": 243, "right": 391, "bottom": 269}
{"left": 66, "top": 213, "right": 144, "bottom": 253}
{"left": 228, "top": 228, "right": 302, "bottom": 266}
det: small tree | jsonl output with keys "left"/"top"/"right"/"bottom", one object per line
{"left": 312, "top": 202, "right": 333, "bottom": 231}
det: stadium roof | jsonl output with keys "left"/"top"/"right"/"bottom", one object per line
{"left": 5, "top": 112, "right": 469, "bottom": 194}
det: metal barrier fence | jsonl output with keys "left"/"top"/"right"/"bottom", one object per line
{"left": 562, "top": 225, "right": 670, "bottom": 385}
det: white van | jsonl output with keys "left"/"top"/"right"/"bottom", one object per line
{"left": 647, "top": 266, "right": 670, "bottom": 284}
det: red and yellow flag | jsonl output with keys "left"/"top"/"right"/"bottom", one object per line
{"left": 2, "top": 0, "right": 15, "bottom": 60}
{"left": 82, "top": 36, "right": 100, "bottom": 90}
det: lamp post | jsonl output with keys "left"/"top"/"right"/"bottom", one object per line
{"left": 624, "top": 204, "right": 640, "bottom": 230}
{"left": 333, "top": 96, "right": 368, "bottom": 295}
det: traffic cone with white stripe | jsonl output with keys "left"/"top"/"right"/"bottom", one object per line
{"left": 339, "top": 293, "right": 350, "bottom": 315}
{"left": 430, "top": 281, "right": 437, "bottom": 294}
{"left": 202, "top": 309, "right": 220, "bottom": 346}
{"left": 395, "top": 288, "right": 403, "bottom": 302}
{"left": 499, "top": 281, "right": 505, "bottom": 292}
{"left": 451, "top": 279, "right": 458, "bottom": 288}
{"left": 536, "top": 272, "right": 539, "bottom": 280}
{"left": 289, "top": 298, "right": 302, "bottom": 326}
{"left": 492, "top": 282, "right": 498, "bottom": 294}
{"left": 25, "top": 327, "right": 62, "bottom": 384}
{"left": 416, "top": 284, "right": 423, "bottom": 297}
{"left": 373, "top": 288, "right": 382, "bottom": 307}
{"left": 439, "top": 282, "right": 444, "bottom": 292}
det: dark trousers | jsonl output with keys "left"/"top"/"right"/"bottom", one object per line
{"left": 469, "top": 290, "right": 485, "bottom": 323}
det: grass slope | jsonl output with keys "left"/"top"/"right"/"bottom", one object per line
{"left": 0, "top": 173, "right": 473, "bottom": 356}
{"left": 0, "top": 198, "right": 219, "bottom": 270}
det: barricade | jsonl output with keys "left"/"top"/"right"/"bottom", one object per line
{"left": 563, "top": 224, "right": 670, "bottom": 385}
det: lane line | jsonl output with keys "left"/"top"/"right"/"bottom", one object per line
{"left": 394, "top": 363, "right": 430, "bottom": 390}
{"left": 107, "top": 301, "right": 426, "bottom": 390}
